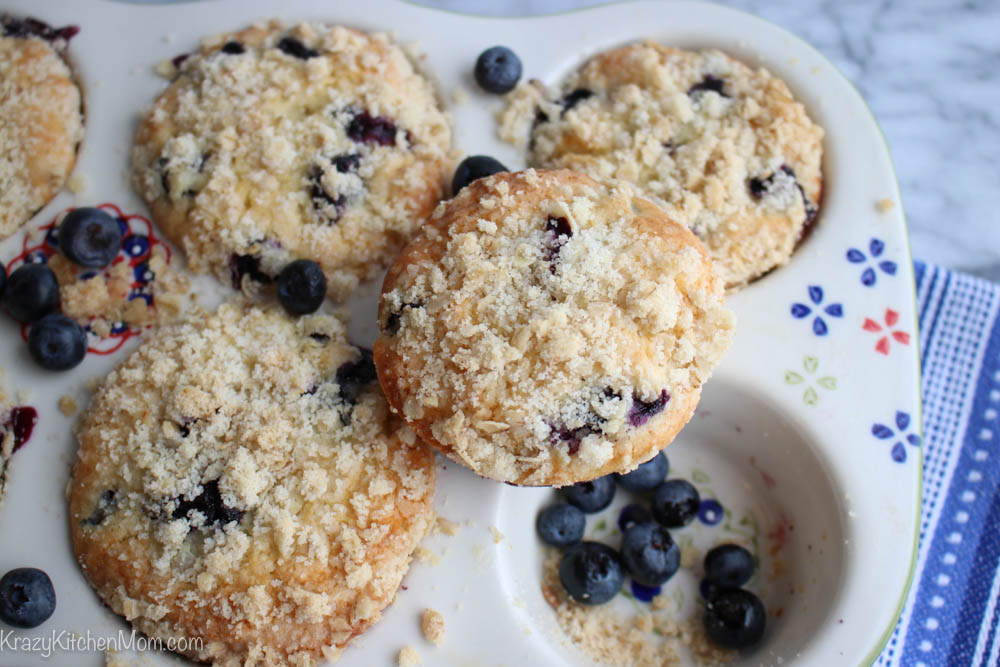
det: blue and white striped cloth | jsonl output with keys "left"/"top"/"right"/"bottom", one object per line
{"left": 878, "top": 262, "right": 1000, "bottom": 666}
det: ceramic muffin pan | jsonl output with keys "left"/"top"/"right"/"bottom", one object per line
{"left": 0, "top": 0, "right": 920, "bottom": 665}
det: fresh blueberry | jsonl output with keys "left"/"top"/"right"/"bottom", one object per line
{"left": 704, "top": 588, "right": 767, "bottom": 649}
{"left": 615, "top": 451, "right": 669, "bottom": 493}
{"left": 704, "top": 544, "right": 755, "bottom": 588}
{"left": 558, "top": 541, "right": 624, "bottom": 605}
{"left": 474, "top": 46, "right": 522, "bottom": 94}
{"left": 561, "top": 476, "right": 615, "bottom": 513}
{"left": 451, "top": 155, "right": 507, "bottom": 195}
{"left": 3, "top": 264, "right": 59, "bottom": 323}
{"left": 276, "top": 259, "right": 327, "bottom": 315}
{"left": 57, "top": 207, "right": 123, "bottom": 268}
{"left": 617, "top": 503, "right": 653, "bottom": 532}
{"left": 536, "top": 503, "right": 586, "bottom": 547}
{"left": 0, "top": 568, "right": 56, "bottom": 628}
{"left": 650, "top": 479, "right": 700, "bottom": 528}
{"left": 28, "top": 314, "right": 87, "bottom": 371}
{"left": 620, "top": 522, "right": 680, "bottom": 587}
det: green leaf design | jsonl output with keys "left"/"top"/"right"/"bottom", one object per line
{"left": 652, "top": 627, "right": 664, "bottom": 637}
{"left": 785, "top": 371, "right": 804, "bottom": 385}
{"left": 673, "top": 587, "right": 685, "bottom": 611}
{"left": 593, "top": 518, "right": 607, "bottom": 532}
{"left": 803, "top": 386, "right": 819, "bottom": 405}
{"left": 817, "top": 376, "right": 837, "bottom": 390}
{"left": 691, "top": 468, "right": 710, "bottom": 483}
{"left": 621, "top": 589, "right": 635, "bottom": 601}
{"left": 803, "top": 356, "right": 819, "bottom": 374}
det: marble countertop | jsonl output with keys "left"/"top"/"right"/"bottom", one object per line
{"left": 412, "top": 0, "right": 1000, "bottom": 282}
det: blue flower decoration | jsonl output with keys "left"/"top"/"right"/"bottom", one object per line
{"left": 133, "top": 262, "right": 154, "bottom": 284}
{"left": 847, "top": 238, "right": 897, "bottom": 286}
{"left": 697, "top": 499, "right": 724, "bottom": 525}
{"left": 122, "top": 234, "right": 150, "bottom": 258}
{"left": 872, "top": 411, "right": 921, "bottom": 463}
{"left": 791, "top": 285, "right": 843, "bottom": 335}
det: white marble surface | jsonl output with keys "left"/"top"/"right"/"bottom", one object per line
{"left": 410, "top": 0, "right": 1000, "bottom": 282}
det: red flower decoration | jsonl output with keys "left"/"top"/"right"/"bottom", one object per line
{"left": 862, "top": 308, "right": 911, "bottom": 355}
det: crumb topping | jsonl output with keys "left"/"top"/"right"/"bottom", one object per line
{"left": 47, "top": 242, "right": 190, "bottom": 338}
{"left": 503, "top": 43, "right": 824, "bottom": 287}
{"left": 132, "top": 20, "right": 452, "bottom": 300}
{"left": 376, "top": 169, "right": 733, "bottom": 485}
{"left": 69, "top": 301, "right": 436, "bottom": 665}
{"left": 0, "top": 34, "right": 83, "bottom": 240}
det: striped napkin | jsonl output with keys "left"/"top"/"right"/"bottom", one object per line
{"left": 877, "top": 263, "right": 1000, "bottom": 666}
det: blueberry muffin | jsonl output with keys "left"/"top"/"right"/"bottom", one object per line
{"left": 132, "top": 20, "right": 452, "bottom": 301}
{"left": 0, "top": 16, "right": 83, "bottom": 240}
{"left": 505, "top": 42, "right": 824, "bottom": 287}
{"left": 69, "top": 302, "right": 436, "bottom": 665}
{"left": 374, "top": 169, "right": 734, "bottom": 486}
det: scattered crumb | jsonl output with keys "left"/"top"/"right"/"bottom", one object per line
{"left": 397, "top": 645, "right": 421, "bottom": 666}
{"left": 413, "top": 546, "right": 440, "bottom": 566}
{"left": 490, "top": 526, "right": 505, "bottom": 544}
{"left": 875, "top": 197, "right": 895, "bottom": 213}
{"left": 58, "top": 395, "right": 77, "bottom": 417}
{"left": 435, "top": 516, "right": 460, "bottom": 536}
{"left": 66, "top": 173, "right": 86, "bottom": 194}
{"left": 451, "top": 86, "right": 469, "bottom": 106}
{"left": 420, "top": 608, "right": 446, "bottom": 646}
{"left": 154, "top": 59, "right": 176, "bottom": 79}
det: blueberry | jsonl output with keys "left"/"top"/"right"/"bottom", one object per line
{"left": 620, "top": 522, "right": 680, "bottom": 587}
{"left": 704, "top": 588, "right": 767, "bottom": 649}
{"left": 229, "top": 253, "right": 271, "bottom": 289}
{"left": 172, "top": 479, "right": 243, "bottom": 528}
{"left": 451, "top": 155, "right": 507, "bottom": 195}
{"left": 220, "top": 41, "right": 245, "bottom": 55}
{"left": 615, "top": 451, "right": 669, "bottom": 493}
{"left": 687, "top": 75, "right": 728, "bottom": 98}
{"left": 474, "top": 46, "right": 522, "bottom": 94}
{"left": 536, "top": 503, "right": 586, "bottom": 547}
{"left": 650, "top": 479, "right": 700, "bottom": 528}
{"left": 57, "top": 207, "right": 123, "bottom": 268}
{"left": 276, "top": 259, "right": 327, "bottom": 315}
{"left": 558, "top": 541, "right": 624, "bottom": 605}
{"left": 617, "top": 503, "right": 653, "bottom": 532}
{"left": 0, "top": 568, "right": 56, "bottom": 628}
{"left": 627, "top": 389, "right": 670, "bottom": 427}
{"left": 28, "top": 314, "right": 87, "bottom": 371}
{"left": 347, "top": 111, "right": 398, "bottom": 146}
{"left": 277, "top": 36, "right": 319, "bottom": 60}
{"left": 561, "top": 476, "right": 615, "bottom": 513}
{"left": 704, "top": 544, "right": 755, "bottom": 588}
{"left": 336, "top": 348, "right": 377, "bottom": 406}
{"left": 2, "top": 263, "right": 59, "bottom": 323}
{"left": 560, "top": 88, "right": 593, "bottom": 114}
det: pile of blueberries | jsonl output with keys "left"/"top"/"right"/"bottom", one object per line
{"left": 1, "top": 207, "right": 121, "bottom": 371}
{"left": 536, "top": 452, "right": 767, "bottom": 650}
